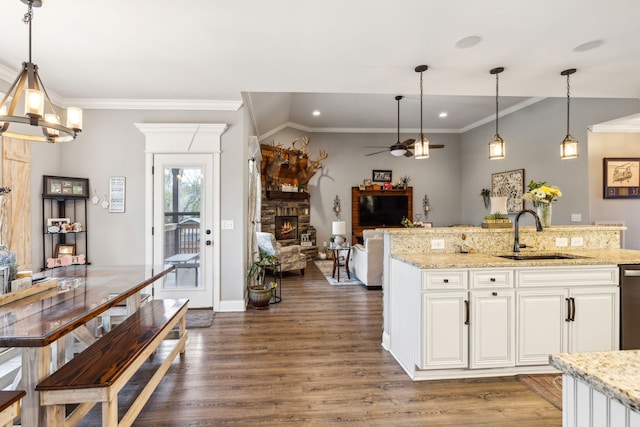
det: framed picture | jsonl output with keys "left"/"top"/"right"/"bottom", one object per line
{"left": 55, "top": 243, "right": 76, "bottom": 257}
{"left": 358, "top": 184, "right": 366, "bottom": 190}
{"left": 364, "top": 179, "right": 372, "bottom": 186}
{"left": 43, "top": 175, "right": 89, "bottom": 199}
{"left": 603, "top": 158, "right": 640, "bottom": 199}
{"left": 109, "top": 176, "right": 126, "bottom": 213}
{"left": 47, "top": 218, "right": 71, "bottom": 227}
{"left": 491, "top": 169, "right": 525, "bottom": 214}
{"left": 372, "top": 170, "right": 392, "bottom": 182}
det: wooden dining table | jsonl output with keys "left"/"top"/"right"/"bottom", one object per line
{"left": 0, "top": 264, "right": 175, "bottom": 427}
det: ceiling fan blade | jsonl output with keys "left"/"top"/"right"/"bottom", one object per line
{"left": 403, "top": 150, "right": 414, "bottom": 157}
{"left": 401, "top": 138, "right": 415, "bottom": 147}
{"left": 362, "top": 146, "right": 390, "bottom": 148}
{"left": 429, "top": 144, "right": 445, "bottom": 149}
{"left": 365, "top": 150, "right": 389, "bottom": 156}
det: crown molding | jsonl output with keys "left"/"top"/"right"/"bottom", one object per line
{"left": 65, "top": 98, "right": 243, "bottom": 111}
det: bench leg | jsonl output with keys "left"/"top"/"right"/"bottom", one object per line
{"left": 45, "top": 404, "right": 65, "bottom": 426}
{"left": 103, "top": 398, "right": 118, "bottom": 427}
{"left": 179, "top": 314, "right": 187, "bottom": 356}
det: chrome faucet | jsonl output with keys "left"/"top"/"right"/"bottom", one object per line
{"left": 513, "top": 209, "right": 543, "bottom": 252}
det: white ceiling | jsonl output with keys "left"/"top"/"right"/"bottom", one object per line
{"left": 1, "top": 0, "right": 639, "bottom": 136}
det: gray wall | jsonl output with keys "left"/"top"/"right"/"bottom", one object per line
{"left": 589, "top": 131, "right": 640, "bottom": 249}
{"left": 460, "top": 98, "right": 640, "bottom": 229}
{"left": 265, "top": 128, "right": 462, "bottom": 247}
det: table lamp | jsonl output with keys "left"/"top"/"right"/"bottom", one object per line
{"left": 331, "top": 221, "right": 346, "bottom": 247}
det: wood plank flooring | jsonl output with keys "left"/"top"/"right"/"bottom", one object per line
{"left": 99, "top": 263, "right": 561, "bottom": 426}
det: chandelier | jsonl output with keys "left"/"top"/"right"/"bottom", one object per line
{"left": 0, "top": 0, "right": 82, "bottom": 143}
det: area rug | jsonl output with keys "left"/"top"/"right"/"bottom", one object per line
{"left": 185, "top": 309, "right": 214, "bottom": 328}
{"left": 516, "top": 374, "right": 563, "bottom": 410}
{"left": 314, "top": 260, "right": 364, "bottom": 286}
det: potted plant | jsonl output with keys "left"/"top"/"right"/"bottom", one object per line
{"left": 247, "top": 252, "right": 279, "bottom": 310}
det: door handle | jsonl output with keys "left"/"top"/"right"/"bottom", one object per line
{"left": 570, "top": 297, "right": 576, "bottom": 322}
{"left": 565, "top": 298, "right": 571, "bottom": 322}
{"left": 464, "top": 300, "right": 470, "bottom": 325}
{"left": 206, "top": 240, "right": 212, "bottom": 246}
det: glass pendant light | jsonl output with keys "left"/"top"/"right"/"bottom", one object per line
{"left": 560, "top": 68, "right": 578, "bottom": 159}
{"left": 414, "top": 65, "right": 429, "bottom": 159}
{"left": 488, "top": 67, "right": 505, "bottom": 159}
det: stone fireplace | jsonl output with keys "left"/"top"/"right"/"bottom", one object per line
{"left": 260, "top": 190, "right": 317, "bottom": 260}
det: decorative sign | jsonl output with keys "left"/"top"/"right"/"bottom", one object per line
{"left": 109, "top": 176, "right": 126, "bottom": 213}
{"left": 491, "top": 169, "right": 525, "bottom": 214}
{"left": 603, "top": 158, "right": 640, "bottom": 199}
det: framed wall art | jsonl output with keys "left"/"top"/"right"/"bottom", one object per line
{"left": 603, "top": 158, "right": 640, "bottom": 199}
{"left": 372, "top": 170, "right": 392, "bottom": 182}
{"left": 43, "top": 175, "right": 89, "bottom": 199}
{"left": 55, "top": 243, "right": 76, "bottom": 257}
{"left": 109, "top": 176, "right": 126, "bottom": 213}
{"left": 491, "top": 169, "right": 525, "bottom": 214}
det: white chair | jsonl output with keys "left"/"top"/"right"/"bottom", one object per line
{"left": 351, "top": 229, "right": 383, "bottom": 288}
{"left": 256, "top": 232, "right": 307, "bottom": 275}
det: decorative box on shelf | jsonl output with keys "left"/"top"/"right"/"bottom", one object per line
{"left": 481, "top": 220, "right": 512, "bottom": 229}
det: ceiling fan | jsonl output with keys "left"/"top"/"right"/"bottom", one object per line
{"left": 364, "top": 95, "right": 444, "bottom": 157}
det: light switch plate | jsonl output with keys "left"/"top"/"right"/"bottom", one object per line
{"left": 571, "top": 237, "right": 584, "bottom": 247}
{"left": 555, "top": 237, "right": 568, "bottom": 247}
{"left": 571, "top": 214, "right": 582, "bottom": 222}
{"left": 431, "top": 239, "right": 445, "bottom": 250}
{"left": 221, "top": 220, "right": 234, "bottom": 230}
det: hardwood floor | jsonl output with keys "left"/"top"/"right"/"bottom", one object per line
{"left": 111, "top": 263, "right": 561, "bottom": 426}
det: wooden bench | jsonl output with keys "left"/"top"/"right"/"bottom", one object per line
{"left": 36, "top": 298, "right": 189, "bottom": 427}
{"left": 0, "top": 390, "right": 25, "bottom": 427}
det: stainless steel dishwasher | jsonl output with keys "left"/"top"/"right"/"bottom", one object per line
{"left": 620, "top": 265, "right": 640, "bottom": 349}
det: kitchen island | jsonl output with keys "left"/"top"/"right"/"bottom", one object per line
{"left": 550, "top": 350, "right": 640, "bottom": 426}
{"left": 381, "top": 225, "right": 640, "bottom": 380}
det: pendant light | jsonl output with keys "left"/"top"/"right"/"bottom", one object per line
{"left": 560, "top": 68, "right": 578, "bottom": 159}
{"left": 390, "top": 96, "right": 408, "bottom": 157}
{"left": 0, "top": 0, "right": 82, "bottom": 143}
{"left": 414, "top": 65, "right": 429, "bottom": 159}
{"left": 488, "top": 67, "right": 505, "bottom": 159}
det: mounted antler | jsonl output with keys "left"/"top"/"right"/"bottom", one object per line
{"left": 292, "top": 136, "right": 310, "bottom": 155}
{"left": 298, "top": 149, "right": 329, "bottom": 187}
{"left": 309, "top": 149, "right": 328, "bottom": 169}
{"left": 262, "top": 141, "right": 288, "bottom": 190}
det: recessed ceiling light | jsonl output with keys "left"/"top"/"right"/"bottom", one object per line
{"left": 455, "top": 35, "right": 483, "bottom": 49}
{"left": 439, "top": 112, "right": 448, "bottom": 118}
{"left": 573, "top": 39, "right": 605, "bottom": 52}
{"left": 312, "top": 110, "right": 321, "bottom": 116}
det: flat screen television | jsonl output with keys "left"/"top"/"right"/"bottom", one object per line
{"left": 359, "top": 195, "right": 409, "bottom": 227}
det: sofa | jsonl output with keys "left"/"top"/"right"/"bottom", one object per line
{"left": 256, "top": 232, "right": 307, "bottom": 275}
{"left": 350, "top": 229, "right": 383, "bottom": 289}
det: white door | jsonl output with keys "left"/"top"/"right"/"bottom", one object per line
{"left": 420, "top": 292, "right": 469, "bottom": 369}
{"left": 153, "top": 154, "right": 214, "bottom": 308}
{"left": 516, "top": 289, "right": 568, "bottom": 365}
{"left": 570, "top": 287, "right": 619, "bottom": 353}
{"left": 470, "top": 290, "right": 515, "bottom": 369}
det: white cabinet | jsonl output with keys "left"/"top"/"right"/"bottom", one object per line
{"left": 420, "top": 291, "right": 468, "bottom": 369}
{"left": 470, "top": 290, "right": 515, "bottom": 368}
{"left": 516, "top": 267, "right": 619, "bottom": 365}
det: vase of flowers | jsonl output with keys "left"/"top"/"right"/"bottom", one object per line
{"left": 522, "top": 180, "right": 562, "bottom": 227}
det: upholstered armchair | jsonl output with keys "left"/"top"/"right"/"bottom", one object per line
{"left": 256, "top": 232, "right": 307, "bottom": 275}
{"left": 350, "top": 229, "right": 383, "bottom": 288}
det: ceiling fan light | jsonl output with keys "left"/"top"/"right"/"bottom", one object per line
{"left": 390, "top": 148, "right": 407, "bottom": 157}
{"left": 489, "top": 134, "right": 505, "bottom": 159}
{"left": 561, "top": 135, "right": 578, "bottom": 159}
{"left": 414, "top": 135, "right": 430, "bottom": 159}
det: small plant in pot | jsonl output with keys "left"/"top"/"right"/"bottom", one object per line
{"left": 247, "top": 252, "right": 279, "bottom": 310}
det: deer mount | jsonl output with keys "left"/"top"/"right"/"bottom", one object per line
{"left": 260, "top": 137, "right": 328, "bottom": 191}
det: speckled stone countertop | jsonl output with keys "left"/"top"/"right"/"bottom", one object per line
{"left": 550, "top": 351, "right": 640, "bottom": 413}
{"left": 393, "top": 249, "right": 640, "bottom": 269}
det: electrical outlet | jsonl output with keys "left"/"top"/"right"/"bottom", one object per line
{"left": 431, "top": 239, "right": 445, "bottom": 250}
{"left": 571, "top": 214, "right": 582, "bottom": 222}
{"left": 555, "top": 237, "right": 568, "bottom": 247}
{"left": 221, "top": 220, "right": 234, "bottom": 230}
{"left": 571, "top": 237, "right": 584, "bottom": 247}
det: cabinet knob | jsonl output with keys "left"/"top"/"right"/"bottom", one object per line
{"left": 443, "top": 278, "right": 449, "bottom": 283}
{"left": 492, "top": 292, "right": 498, "bottom": 296}
{"left": 490, "top": 277, "right": 496, "bottom": 282}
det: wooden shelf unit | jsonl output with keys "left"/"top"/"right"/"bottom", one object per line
{"left": 351, "top": 186, "right": 412, "bottom": 244}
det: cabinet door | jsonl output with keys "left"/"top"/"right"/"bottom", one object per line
{"left": 470, "top": 290, "right": 515, "bottom": 368}
{"left": 420, "top": 292, "right": 468, "bottom": 369}
{"left": 570, "top": 287, "right": 619, "bottom": 353}
{"left": 517, "top": 289, "right": 568, "bottom": 365}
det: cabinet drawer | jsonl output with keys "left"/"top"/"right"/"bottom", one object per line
{"left": 422, "top": 270, "right": 468, "bottom": 290}
{"left": 470, "top": 269, "right": 514, "bottom": 289}
{"left": 517, "top": 266, "right": 618, "bottom": 288}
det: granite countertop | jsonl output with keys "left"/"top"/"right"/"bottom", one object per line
{"left": 393, "top": 249, "right": 640, "bottom": 269}
{"left": 550, "top": 351, "right": 640, "bottom": 413}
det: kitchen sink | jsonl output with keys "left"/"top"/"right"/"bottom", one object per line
{"left": 496, "top": 253, "right": 587, "bottom": 261}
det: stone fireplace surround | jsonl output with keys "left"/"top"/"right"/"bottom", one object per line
{"left": 260, "top": 190, "right": 317, "bottom": 260}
